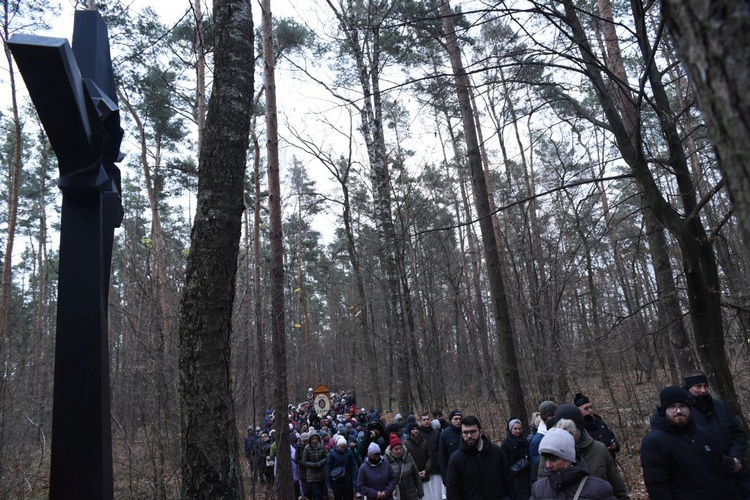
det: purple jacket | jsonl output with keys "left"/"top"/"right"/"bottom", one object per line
{"left": 357, "top": 457, "right": 397, "bottom": 498}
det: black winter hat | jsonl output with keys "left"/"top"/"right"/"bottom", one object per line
{"left": 449, "top": 410, "right": 463, "bottom": 420}
{"left": 405, "top": 422, "right": 418, "bottom": 434}
{"left": 554, "top": 403, "right": 585, "bottom": 431}
{"left": 574, "top": 393, "right": 590, "bottom": 407}
{"left": 660, "top": 386, "right": 691, "bottom": 409}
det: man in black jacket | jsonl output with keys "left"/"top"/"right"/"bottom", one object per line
{"left": 684, "top": 370, "right": 750, "bottom": 499}
{"left": 575, "top": 392, "right": 620, "bottom": 458}
{"left": 439, "top": 410, "right": 463, "bottom": 483}
{"left": 445, "top": 415, "right": 512, "bottom": 500}
{"left": 641, "top": 386, "right": 736, "bottom": 500}
{"left": 419, "top": 412, "right": 443, "bottom": 500}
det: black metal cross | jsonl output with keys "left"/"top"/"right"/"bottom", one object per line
{"left": 8, "top": 10, "right": 123, "bottom": 499}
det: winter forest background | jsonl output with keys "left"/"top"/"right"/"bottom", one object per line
{"left": 0, "top": 0, "right": 749, "bottom": 497}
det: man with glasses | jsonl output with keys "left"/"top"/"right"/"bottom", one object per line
{"left": 445, "top": 415, "right": 511, "bottom": 500}
{"left": 641, "top": 386, "right": 735, "bottom": 499}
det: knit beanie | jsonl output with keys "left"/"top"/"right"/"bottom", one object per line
{"left": 367, "top": 442, "right": 381, "bottom": 456}
{"left": 395, "top": 413, "right": 403, "bottom": 422}
{"left": 336, "top": 436, "right": 347, "bottom": 448}
{"left": 539, "top": 427, "right": 576, "bottom": 463}
{"left": 405, "top": 422, "right": 418, "bottom": 434}
{"left": 508, "top": 418, "right": 522, "bottom": 432}
{"left": 660, "top": 386, "right": 691, "bottom": 409}
{"left": 431, "top": 419, "right": 440, "bottom": 430}
{"left": 574, "top": 393, "right": 590, "bottom": 407}
{"left": 390, "top": 435, "right": 402, "bottom": 448}
{"left": 684, "top": 374, "right": 708, "bottom": 390}
{"left": 555, "top": 404, "right": 585, "bottom": 431}
{"left": 449, "top": 410, "right": 463, "bottom": 420}
{"left": 538, "top": 401, "right": 558, "bottom": 421}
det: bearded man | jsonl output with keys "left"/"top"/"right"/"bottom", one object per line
{"left": 641, "top": 386, "right": 736, "bottom": 499}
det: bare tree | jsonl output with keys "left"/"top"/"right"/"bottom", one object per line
{"left": 177, "top": 0, "right": 253, "bottom": 496}
{"left": 261, "top": 0, "right": 293, "bottom": 497}
{"left": 439, "top": 0, "right": 528, "bottom": 425}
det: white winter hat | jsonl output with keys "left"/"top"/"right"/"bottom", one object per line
{"left": 367, "top": 442, "right": 381, "bottom": 456}
{"left": 336, "top": 436, "right": 347, "bottom": 448}
{"left": 539, "top": 427, "right": 576, "bottom": 463}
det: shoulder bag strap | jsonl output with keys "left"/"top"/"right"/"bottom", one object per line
{"left": 572, "top": 475, "right": 588, "bottom": 500}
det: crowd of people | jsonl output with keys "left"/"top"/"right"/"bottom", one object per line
{"left": 244, "top": 372, "right": 750, "bottom": 499}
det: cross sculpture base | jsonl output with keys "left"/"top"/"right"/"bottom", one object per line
{"left": 9, "top": 10, "right": 123, "bottom": 499}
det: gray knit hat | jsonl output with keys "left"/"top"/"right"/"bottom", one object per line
{"left": 539, "top": 427, "right": 576, "bottom": 463}
{"left": 367, "top": 442, "right": 381, "bottom": 456}
{"left": 539, "top": 401, "right": 558, "bottom": 421}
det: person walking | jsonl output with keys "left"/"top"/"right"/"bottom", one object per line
{"left": 445, "top": 415, "right": 512, "bottom": 500}
{"left": 303, "top": 429, "right": 329, "bottom": 500}
{"left": 501, "top": 418, "right": 531, "bottom": 500}
{"left": 326, "top": 436, "right": 359, "bottom": 500}
{"left": 531, "top": 427, "right": 615, "bottom": 500}
{"left": 357, "top": 442, "right": 398, "bottom": 500}
{"left": 641, "top": 386, "right": 737, "bottom": 500}
{"left": 684, "top": 370, "right": 750, "bottom": 499}
{"left": 386, "top": 435, "right": 423, "bottom": 500}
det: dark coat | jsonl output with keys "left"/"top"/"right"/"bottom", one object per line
{"left": 640, "top": 409, "right": 737, "bottom": 500}
{"left": 530, "top": 456, "right": 615, "bottom": 500}
{"left": 357, "top": 457, "right": 397, "bottom": 499}
{"left": 538, "top": 430, "right": 629, "bottom": 500}
{"left": 439, "top": 424, "right": 462, "bottom": 480}
{"left": 302, "top": 441, "right": 328, "bottom": 483}
{"left": 501, "top": 434, "right": 531, "bottom": 500}
{"left": 404, "top": 432, "right": 432, "bottom": 477}
{"left": 692, "top": 397, "right": 750, "bottom": 466}
{"left": 692, "top": 396, "right": 750, "bottom": 496}
{"left": 584, "top": 414, "right": 620, "bottom": 454}
{"left": 420, "top": 424, "right": 441, "bottom": 476}
{"left": 445, "top": 434, "right": 512, "bottom": 500}
{"left": 325, "top": 447, "right": 358, "bottom": 490}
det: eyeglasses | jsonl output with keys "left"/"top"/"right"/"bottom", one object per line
{"left": 461, "top": 429, "right": 479, "bottom": 436}
{"left": 666, "top": 404, "right": 689, "bottom": 413}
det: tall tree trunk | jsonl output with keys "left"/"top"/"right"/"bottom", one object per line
{"left": 439, "top": 0, "right": 527, "bottom": 424}
{"left": 194, "top": 0, "right": 206, "bottom": 156}
{"left": 0, "top": 11, "right": 25, "bottom": 476}
{"left": 178, "top": 0, "right": 253, "bottom": 496}
{"left": 324, "top": 0, "right": 412, "bottom": 413}
{"left": 560, "top": 0, "right": 742, "bottom": 419}
{"left": 661, "top": 0, "right": 750, "bottom": 247}
{"left": 261, "top": 1, "right": 293, "bottom": 497}
{"left": 250, "top": 115, "right": 267, "bottom": 423}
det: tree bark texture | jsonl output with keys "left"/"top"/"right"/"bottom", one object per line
{"left": 262, "top": 0, "right": 294, "bottom": 498}
{"left": 439, "top": 0, "right": 528, "bottom": 425}
{"left": 178, "top": 0, "right": 253, "bottom": 497}
{"left": 661, "top": 1, "right": 750, "bottom": 248}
